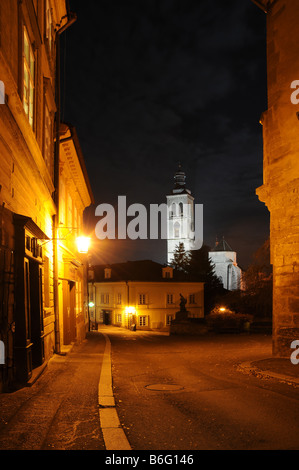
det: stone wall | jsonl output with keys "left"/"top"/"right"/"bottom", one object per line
{"left": 256, "top": 0, "right": 299, "bottom": 357}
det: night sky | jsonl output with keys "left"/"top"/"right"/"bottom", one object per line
{"left": 62, "top": 0, "right": 269, "bottom": 269}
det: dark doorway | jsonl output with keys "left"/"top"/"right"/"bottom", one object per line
{"left": 103, "top": 310, "right": 111, "bottom": 325}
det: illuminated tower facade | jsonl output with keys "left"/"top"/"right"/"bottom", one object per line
{"left": 166, "top": 164, "right": 195, "bottom": 265}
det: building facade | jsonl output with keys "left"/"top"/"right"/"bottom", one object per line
{"left": 0, "top": 1, "right": 92, "bottom": 391}
{"left": 88, "top": 261, "right": 204, "bottom": 331}
{"left": 253, "top": 0, "right": 299, "bottom": 356}
{"left": 209, "top": 238, "right": 243, "bottom": 291}
{"left": 57, "top": 123, "right": 94, "bottom": 348}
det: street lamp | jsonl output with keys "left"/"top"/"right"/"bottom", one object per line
{"left": 76, "top": 236, "right": 91, "bottom": 253}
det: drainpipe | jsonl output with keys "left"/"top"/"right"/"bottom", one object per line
{"left": 53, "top": 4, "right": 77, "bottom": 354}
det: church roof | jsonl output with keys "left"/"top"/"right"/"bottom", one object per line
{"left": 211, "top": 237, "right": 234, "bottom": 252}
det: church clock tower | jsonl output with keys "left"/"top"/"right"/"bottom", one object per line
{"left": 166, "top": 164, "right": 195, "bottom": 265}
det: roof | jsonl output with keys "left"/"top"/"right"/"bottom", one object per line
{"left": 168, "top": 163, "right": 192, "bottom": 196}
{"left": 91, "top": 260, "right": 187, "bottom": 282}
{"left": 211, "top": 237, "right": 234, "bottom": 252}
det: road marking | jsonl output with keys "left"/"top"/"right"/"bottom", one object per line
{"left": 98, "top": 333, "right": 131, "bottom": 450}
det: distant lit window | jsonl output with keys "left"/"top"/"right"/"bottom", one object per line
{"left": 117, "top": 314, "right": 122, "bottom": 323}
{"left": 23, "top": 26, "right": 35, "bottom": 128}
{"left": 117, "top": 293, "right": 122, "bottom": 304}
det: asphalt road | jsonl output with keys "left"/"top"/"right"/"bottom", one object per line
{"left": 108, "top": 327, "right": 299, "bottom": 450}
{"left": 0, "top": 327, "right": 298, "bottom": 452}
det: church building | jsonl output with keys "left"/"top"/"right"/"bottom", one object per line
{"left": 166, "top": 164, "right": 195, "bottom": 265}
{"left": 208, "top": 238, "right": 243, "bottom": 291}
{"left": 166, "top": 165, "right": 243, "bottom": 291}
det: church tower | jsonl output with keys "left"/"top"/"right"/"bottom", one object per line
{"left": 166, "top": 164, "right": 195, "bottom": 265}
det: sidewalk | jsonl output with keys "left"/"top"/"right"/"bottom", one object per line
{"left": 238, "top": 357, "right": 299, "bottom": 386}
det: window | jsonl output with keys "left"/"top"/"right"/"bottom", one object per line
{"left": 104, "top": 268, "right": 111, "bottom": 279}
{"left": 67, "top": 194, "right": 73, "bottom": 227}
{"left": 45, "top": 0, "right": 54, "bottom": 52}
{"left": 23, "top": 26, "right": 35, "bottom": 128}
{"left": 101, "top": 293, "right": 109, "bottom": 304}
{"left": 174, "top": 222, "right": 180, "bottom": 238}
{"left": 117, "top": 314, "right": 122, "bottom": 323}
{"left": 44, "top": 102, "right": 53, "bottom": 176}
{"left": 138, "top": 294, "right": 147, "bottom": 305}
{"left": 166, "top": 314, "right": 173, "bottom": 325}
{"left": 167, "top": 293, "right": 174, "bottom": 304}
{"left": 189, "top": 294, "right": 196, "bottom": 304}
{"left": 117, "top": 293, "right": 122, "bottom": 305}
{"left": 59, "top": 178, "right": 66, "bottom": 224}
{"left": 138, "top": 316, "right": 148, "bottom": 327}
{"left": 43, "top": 256, "right": 50, "bottom": 307}
{"left": 179, "top": 202, "right": 184, "bottom": 216}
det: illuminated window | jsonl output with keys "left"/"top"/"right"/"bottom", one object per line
{"left": 23, "top": 26, "right": 35, "bottom": 128}
{"left": 174, "top": 222, "right": 180, "bottom": 238}
{"left": 117, "top": 314, "right": 122, "bottom": 323}
{"left": 138, "top": 316, "right": 148, "bottom": 327}
{"left": 45, "top": 0, "right": 54, "bottom": 52}
{"left": 167, "top": 293, "right": 174, "bottom": 304}
{"left": 104, "top": 268, "right": 111, "bottom": 279}
{"left": 117, "top": 293, "right": 122, "bottom": 304}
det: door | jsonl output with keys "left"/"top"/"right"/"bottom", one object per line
{"left": 29, "top": 260, "right": 44, "bottom": 368}
{"left": 63, "top": 280, "right": 76, "bottom": 345}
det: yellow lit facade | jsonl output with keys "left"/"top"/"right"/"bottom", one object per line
{"left": 57, "top": 123, "right": 94, "bottom": 347}
{"left": 0, "top": 1, "right": 92, "bottom": 390}
{"left": 88, "top": 262, "right": 204, "bottom": 331}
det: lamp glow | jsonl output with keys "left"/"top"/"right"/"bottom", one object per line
{"left": 125, "top": 306, "right": 136, "bottom": 315}
{"left": 76, "top": 236, "right": 90, "bottom": 253}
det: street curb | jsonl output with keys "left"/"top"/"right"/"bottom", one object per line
{"left": 98, "top": 333, "right": 131, "bottom": 450}
{"left": 237, "top": 361, "right": 299, "bottom": 386}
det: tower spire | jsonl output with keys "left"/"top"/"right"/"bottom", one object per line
{"left": 173, "top": 162, "right": 186, "bottom": 190}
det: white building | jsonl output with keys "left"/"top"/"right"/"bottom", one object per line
{"left": 166, "top": 164, "right": 195, "bottom": 264}
{"left": 209, "top": 238, "right": 243, "bottom": 291}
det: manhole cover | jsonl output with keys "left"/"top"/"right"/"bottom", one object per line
{"left": 145, "top": 383, "right": 184, "bottom": 391}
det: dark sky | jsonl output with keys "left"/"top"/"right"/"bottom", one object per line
{"left": 62, "top": 0, "right": 269, "bottom": 269}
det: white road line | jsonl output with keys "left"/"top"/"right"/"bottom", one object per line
{"left": 98, "top": 333, "right": 131, "bottom": 450}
